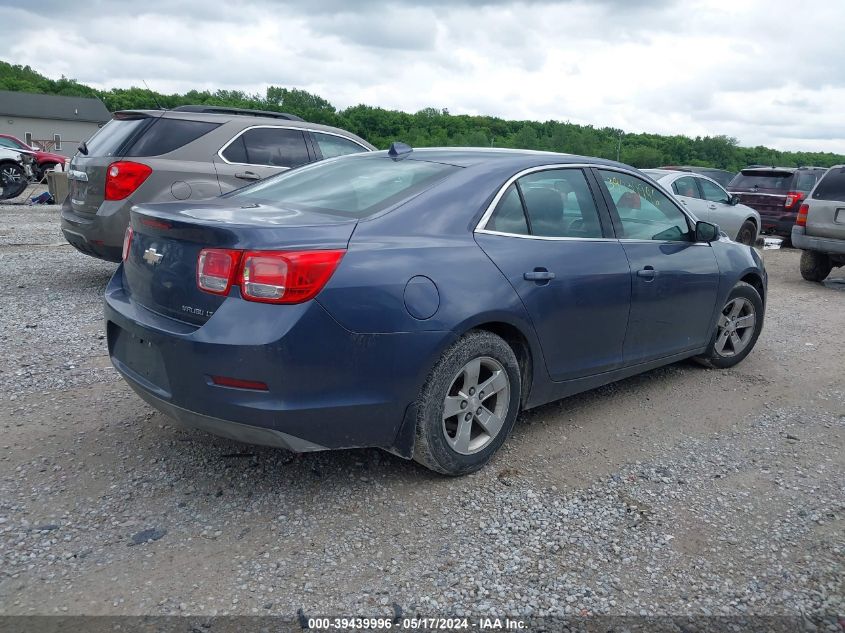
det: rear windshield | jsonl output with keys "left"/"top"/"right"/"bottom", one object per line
{"left": 227, "top": 156, "right": 460, "bottom": 218}
{"left": 83, "top": 116, "right": 219, "bottom": 158}
{"left": 812, "top": 167, "right": 845, "bottom": 201}
{"left": 84, "top": 118, "right": 152, "bottom": 157}
{"left": 729, "top": 171, "right": 794, "bottom": 191}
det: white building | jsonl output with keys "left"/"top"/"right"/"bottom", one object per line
{"left": 0, "top": 91, "right": 111, "bottom": 158}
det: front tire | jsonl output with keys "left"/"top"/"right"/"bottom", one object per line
{"left": 695, "top": 281, "right": 763, "bottom": 369}
{"left": 800, "top": 250, "right": 832, "bottom": 282}
{"left": 736, "top": 220, "right": 757, "bottom": 246}
{"left": 413, "top": 331, "right": 521, "bottom": 476}
{"left": 0, "top": 162, "right": 27, "bottom": 200}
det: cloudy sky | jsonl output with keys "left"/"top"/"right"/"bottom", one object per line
{"left": 2, "top": 0, "right": 844, "bottom": 153}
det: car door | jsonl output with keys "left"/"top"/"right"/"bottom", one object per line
{"left": 213, "top": 126, "right": 313, "bottom": 192}
{"left": 696, "top": 176, "right": 741, "bottom": 238}
{"left": 474, "top": 167, "right": 632, "bottom": 381}
{"left": 594, "top": 168, "right": 720, "bottom": 365}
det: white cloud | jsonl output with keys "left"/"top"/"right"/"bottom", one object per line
{"left": 1, "top": 0, "right": 843, "bottom": 152}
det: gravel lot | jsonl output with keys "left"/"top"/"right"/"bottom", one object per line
{"left": 0, "top": 196, "right": 842, "bottom": 627}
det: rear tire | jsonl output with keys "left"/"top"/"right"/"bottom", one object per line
{"left": 736, "top": 220, "right": 757, "bottom": 246}
{"left": 695, "top": 281, "right": 763, "bottom": 369}
{"left": 413, "top": 331, "right": 521, "bottom": 476}
{"left": 800, "top": 250, "right": 832, "bottom": 282}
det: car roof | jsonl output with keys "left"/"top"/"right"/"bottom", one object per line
{"left": 113, "top": 109, "right": 377, "bottom": 150}
{"left": 362, "top": 147, "right": 633, "bottom": 170}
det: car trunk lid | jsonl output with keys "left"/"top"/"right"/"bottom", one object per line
{"left": 124, "top": 200, "right": 356, "bottom": 325}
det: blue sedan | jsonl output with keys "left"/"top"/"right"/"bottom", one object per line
{"left": 105, "top": 146, "right": 767, "bottom": 475}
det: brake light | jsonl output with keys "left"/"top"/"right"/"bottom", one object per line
{"left": 796, "top": 203, "right": 809, "bottom": 226}
{"left": 122, "top": 225, "right": 133, "bottom": 262}
{"left": 240, "top": 250, "right": 345, "bottom": 304}
{"left": 197, "top": 249, "right": 241, "bottom": 295}
{"left": 784, "top": 191, "right": 803, "bottom": 209}
{"left": 105, "top": 161, "right": 152, "bottom": 200}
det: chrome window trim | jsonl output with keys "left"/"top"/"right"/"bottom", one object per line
{"left": 217, "top": 125, "right": 370, "bottom": 167}
{"left": 475, "top": 228, "right": 618, "bottom": 242}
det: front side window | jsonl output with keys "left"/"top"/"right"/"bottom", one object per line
{"left": 698, "top": 178, "right": 731, "bottom": 204}
{"left": 222, "top": 127, "right": 310, "bottom": 168}
{"left": 485, "top": 168, "right": 603, "bottom": 238}
{"left": 598, "top": 169, "right": 690, "bottom": 242}
{"left": 313, "top": 132, "right": 368, "bottom": 159}
{"left": 671, "top": 176, "right": 701, "bottom": 199}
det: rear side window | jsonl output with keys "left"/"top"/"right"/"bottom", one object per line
{"left": 487, "top": 185, "right": 529, "bottom": 234}
{"left": 672, "top": 176, "right": 701, "bottom": 198}
{"left": 794, "top": 171, "right": 820, "bottom": 192}
{"left": 84, "top": 118, "right": 152, "bottom": 157}
{"left": 485, "top": 169, "right": 603, "bottom": 238}
{"left": 221, "top": 127, "right": 310, "bottom": 168}
{"left": 729, "top": 171, "right": 793, "bottom": 191}
{"left": 313, "top": 132, "right": 368, "bottom": 159}
{"left": 228, "top": 157, "right": 459, "bottom": 218}
{"left": 124, "top": 118, "right": 220, "bottom": 157}
{"left": 812, "top": 167, "right": 845, "bottom": 201}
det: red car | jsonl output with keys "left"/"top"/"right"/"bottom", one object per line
{"left": 0, "top": 134, "right": 66, "bottom": 179}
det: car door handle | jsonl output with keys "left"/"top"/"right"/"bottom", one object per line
{"left": 524, "top": 269, "right": 555, "bottom": 282}
{"left": 235, "top": 171, "right": 261, "bottom": 181}
{"left": 636, "top": 266, "right": 656, "bottom": 280}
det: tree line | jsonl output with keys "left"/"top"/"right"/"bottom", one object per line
{"left": 2, "top": 60, "right": 843, "bottom": 171}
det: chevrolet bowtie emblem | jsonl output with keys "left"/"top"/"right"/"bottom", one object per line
{"left": 143, "top": 247, "right": 163, "bottom": 265}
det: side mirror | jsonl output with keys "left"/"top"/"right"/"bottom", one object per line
{"left": 695, "top": 220, "right": 720, "bottom": 243}
{"left": 729, "top": 194, "right": 740, "bottom": 206}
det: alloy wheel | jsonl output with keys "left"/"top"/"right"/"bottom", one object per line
{"left": 442, "top": 356, "right": 511, "bottom": 455}
{"left": 714, "top": 297, "right": 756, "bottom": 357}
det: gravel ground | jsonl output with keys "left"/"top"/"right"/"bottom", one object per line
{"left": 0, "top": 199, "right": 842, "bottom": 627}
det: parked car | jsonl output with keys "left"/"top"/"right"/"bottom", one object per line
{"left": 106, "top": 147, "right": 767, "bottom": 475}
{"left": 792, "top": 165, "right": 845, "bottom": 281}
{"left": 0, "top": 146, "right": 35, "bottom": 200}
{"left": 659, "top": 165, "right": 736, "bottom": 188}
{"left": 0, "top": 134, "right": 66, "bottom": 181}
{"left": 643, "top": 169, "right": 760, "bottom": 245}
{"left": 61, "top": 106, "right": 375, "bottom": 262}
{"left": 727, "top": 166, "right": 827, "bottom": 243}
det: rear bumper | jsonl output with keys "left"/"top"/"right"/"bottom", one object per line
{"left": 60, "top": 197, "right": 129, "bottom": 262}
{"left": 760, "top": 213, "right": 797, "bottom": 237}
{"left": 104, "top": 267, "right": 454, "bottom": 453}
{"left": 792, "top": 226, "right": 845, "bottom": 255}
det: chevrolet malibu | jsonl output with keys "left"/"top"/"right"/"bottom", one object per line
{"left": 106, "top": 147, "right": 767, "bottom": 475}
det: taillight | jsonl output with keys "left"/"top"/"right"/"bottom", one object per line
{"left": 122, "top": 225, "right": 133, "bottom": 262}
{"left": 197, "top": 249, "right": 241, "bottom": 295}
{"left": 796, "top": 203, "right": 809, "bottom": 226}
{"left": 784, "top": 191, "right": 803, "bottom": 209}
{"left": 196, "top": 248, "right": 344, "bottom": 303}
{"left": 240, "top": 250, "right": 345, "bottom": 304}
{"left": 105, "top": 161, "right": 152, "bottom": 201}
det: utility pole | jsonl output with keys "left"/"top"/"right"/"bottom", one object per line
{"left": 616, "top": 131, "right": 623, "bottom": 162}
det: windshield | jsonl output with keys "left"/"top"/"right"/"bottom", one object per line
{"left": 228, "top": 156, "right": 461, "bottom": 218}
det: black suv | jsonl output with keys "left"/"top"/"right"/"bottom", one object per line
{"left": 727, "top": 166, "right": 827, "bottom": 242}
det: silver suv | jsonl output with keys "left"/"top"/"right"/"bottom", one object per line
{"left": 792, "top": 165, "right": 845, "bottom": 281}
{"left": 61, "top": 106, "right": 375, "bottom": 261}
